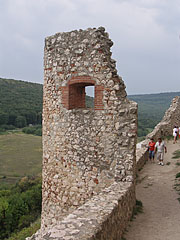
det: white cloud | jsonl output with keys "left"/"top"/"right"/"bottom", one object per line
{"left": 0, "top": 0, "right": 180, "bottom": 93}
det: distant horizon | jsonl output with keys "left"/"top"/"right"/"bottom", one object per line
{"left": 1, "top": 76, "right": 180, "bottom": 97}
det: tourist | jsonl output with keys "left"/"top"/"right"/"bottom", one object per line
{"left": 155, "top": 137, "right": 167, "bottom": 166}
{"left": 173, "top": 126, "right": 178, "bottom": 143}
{"left": 148, "top": 138, "right": 156, "bottom": 163}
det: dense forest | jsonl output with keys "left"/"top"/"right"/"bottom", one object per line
{"left": 0, "top": 77, "right": 180, "bottom": 137}
{"left": 0, "top": 78, "right": 42, "bottom": 130}
{"left": 0, "top": 176, "right": 41, "bottom": 240}
{"left": 129, "top": 92, "right": 180, "bottom": 136}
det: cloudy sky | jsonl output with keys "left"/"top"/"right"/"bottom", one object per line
{"left": 0, "top": 0, "right": 180, "bottom": 95}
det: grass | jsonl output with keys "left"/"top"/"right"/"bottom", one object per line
{"left": 0, "top": 132, "right": 42, "bottom": 185}
{"left": 174, "top": 169, "right": 180, "bottom": 204}
{"left": 175, "top": 172, "right": 180, "bottom": 179}
{"left": 5, "top": 218, "right": 41, "bottom": 240}
{"left": 172, "top": 150, "right": 180, "bottom": 159}
{"left": 165, "top": 135, "right": 174, "bottom": 141}
{"left": 137, "top": 136, "right": 145, "bottom": 143}
{"left": 121, "top": 200, "right": 143, "bottom": 240}
{"left": 131, "top": 199, "right": 143, "bottom": 220}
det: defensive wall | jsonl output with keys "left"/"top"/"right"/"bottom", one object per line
{"left": 136, "top": 96, "right": 180, "bottom": 170}
{"left": 27, "top": 27, "right": 138, "bottom": 240}
{"left": 27, "top": 26, "right": 180, "bottom": 240}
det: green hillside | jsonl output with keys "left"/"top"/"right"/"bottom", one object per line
{"left": 0, "top": 77, "right": 179, "bottom": 136}
{"left": 129, "top": 92, "right": 180, "bottom": 136}
{"left": 0, "top": 78, "right": 43, "bottom": 128}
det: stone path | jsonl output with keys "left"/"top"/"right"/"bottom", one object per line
{"left": 124, "top": 140, "right": 180, "bottom": 240}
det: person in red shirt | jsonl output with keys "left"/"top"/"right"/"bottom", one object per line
{"left": 148, "top": 138, "right": 156, "bottom": 163}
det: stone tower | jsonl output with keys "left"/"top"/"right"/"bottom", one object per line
{"left": 42, "top": 27, "right": 137, "bottom": 230}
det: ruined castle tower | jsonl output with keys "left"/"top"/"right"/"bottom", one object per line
{"left": 42, "top": 27, "right": 137, "bottom": 229}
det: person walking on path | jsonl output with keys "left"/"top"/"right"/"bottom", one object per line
{"left": 173, "top": 126, "right": 178, "bottom": 143}
{"left": 155, "top": 137, "right": 167, "bottom": 166}
{"left": 148, "top": 138, "right": 156, "bottom": 163}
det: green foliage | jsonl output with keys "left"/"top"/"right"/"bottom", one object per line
{"left": 22, "top": 125, "right": 42, "bottom": 136}
{"left": 165, "top": 135, "right": 174, "bottom": 141}
{"left": 175, "top": 172, "right": 180, "bottom": 179}
{"left": 86, "top": 95, "right": 94, "bottom": 108}
{"left": 6, "top": 218, "right": 40, "bottom": 240}
{"left": 15, "top": 116, "right": 27, "bottom": 128}
{"left": 0, "top": 78, "right": 42, "bottom": 128}
{"left": 0, "top": 113, "right": 9, "bottom": 125}
{"left": 129, "top": 92, "right": 180, "bottom": 137}
{"left": 0, "top": 176, "right": 41, "bottom": 239}
{"left": 0, "top": 77, "right": 179, "bottom": 137}
{"left": 131, "top": 199, "right": 143, "bottom": 221}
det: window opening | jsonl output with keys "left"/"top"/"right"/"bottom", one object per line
{"left": 85, "top": 86, "right": 94, "bottom": 109}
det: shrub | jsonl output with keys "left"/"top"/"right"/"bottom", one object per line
{"left": 34, "top": 128, "right": 42, "bottom": 136}
{"left": 0, "top": 176, "right": 42, "bottom": 239}
{"left": 22, "top": 125, "right": 42, "bottom": 136}
{"left": 6, "top": 218, "right": 40, "bottom": 240}
{"left": 175, "top": 172, "right": 180, "bottom": 179}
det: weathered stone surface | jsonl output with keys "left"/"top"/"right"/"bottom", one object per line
{"left": 136, "top": 96, "right": 180, "bottom": 170}
{"left": 27, "top": 182, "right": 135, "bottom": 240}
{"left": 27, "top": 27, "right": 138, "bottom": 240}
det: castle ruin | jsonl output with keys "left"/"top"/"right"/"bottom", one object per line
{"left": 42, "top": 27, "right": 137, "bottom": 230}
{"left": 27, "top": 27, "right": 180, "bottom": 240}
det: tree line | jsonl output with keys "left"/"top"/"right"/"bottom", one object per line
{"left": 0, "top": 78, "right": 42, "bottom": 132}
{"left": 0, "top": 176, "right": 41, "bottom": 240}
{"left": 1, "top": 77, "right": 179, "bottom": 137}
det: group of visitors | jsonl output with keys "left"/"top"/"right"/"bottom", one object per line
{"left": 148, "top": 125, "right": 180, "bottom": 165}
{"left": 148, "top": 138, "right": 167, "bottom": 166}
{"left": 173, "top": 125, "right": 180, "bottom": 144}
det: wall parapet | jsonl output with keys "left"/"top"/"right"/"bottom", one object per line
{"left": 27, "top": 98, "right": 180, "bottom": 240}
{"left": 27, "top": 182, "right": 135, "bottom": 240}
{"left": 136, "top": 96, "right": 180, "bottom": 170}
{"left": 28, "top": 26, "right": 138, "bottom": 240}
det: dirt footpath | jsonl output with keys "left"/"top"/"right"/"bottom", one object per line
{"left": 124, "top": 140, "right": 180, "bottom": 240}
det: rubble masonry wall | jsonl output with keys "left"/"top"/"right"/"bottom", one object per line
{"left": 41, "top": 27, "right": 138, "bottom": 232}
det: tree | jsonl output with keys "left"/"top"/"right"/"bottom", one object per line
{"left": 0, "top": 113, "right": 9, "bottom": 125}
{"left": 15, "top": 116, "right": 27, "bottom": 128}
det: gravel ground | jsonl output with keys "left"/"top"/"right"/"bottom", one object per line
{"left": 124, "top": 140, "right": 180, "bottom": 240}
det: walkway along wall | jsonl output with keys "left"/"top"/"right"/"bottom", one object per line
{"left": 136, "top": 96, "right": 180, "bottom": 170}
{"left": 27, "top": 27, "right": 180, "bottom": 240}
{"left": 26, "top": 27, "right": 138, "bottom": 240}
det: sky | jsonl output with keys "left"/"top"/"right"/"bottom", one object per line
{"left": 0, "top": 0, "right": 180, "bottom": 95}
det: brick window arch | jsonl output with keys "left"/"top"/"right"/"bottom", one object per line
{"left": 60, "top": 76, "right": 104, "bottom": 110}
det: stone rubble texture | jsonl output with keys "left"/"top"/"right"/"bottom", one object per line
{"left": 136, "top": 96, "right": 180, "bottom": 169}
{"left": 27, "top": 27, "right": 180, "bottom": 240}
{"left": 28, "top": 26, "right": 138, "bottom": 240}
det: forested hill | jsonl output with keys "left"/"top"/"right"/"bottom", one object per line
{"left": 0, "top": 78, "right": 43, "bottom": 127}
{"left": 0, "top": 77, "right": 179, "bottom": 136}
{"left": 129, "top": 92, "right": 180, "bottom": 136}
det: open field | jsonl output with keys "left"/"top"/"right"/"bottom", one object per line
{"left": 0, "top": 132, "right": 42, "bottom": 184}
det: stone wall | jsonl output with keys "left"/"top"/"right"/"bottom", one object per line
{"left": 28, "top": 182, "right": 135, "bottom": 240}
{"left": 136, "top": 96, "right": 180, "bottom": 169}
{"left": 27, "top": 26, "right": 180, "bottom": 240}
{"left": 27, "top": 95, "right": 180, "bottom": 240}
{"left": 41, "top": 26, "right": 138, "bottom": 234}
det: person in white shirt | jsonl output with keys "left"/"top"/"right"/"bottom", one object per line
{"left": 155, "top": 138, "right": 167, "bottom": 166}
{"left": 173, "top": 126, "right": 178, "bottom": 144}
